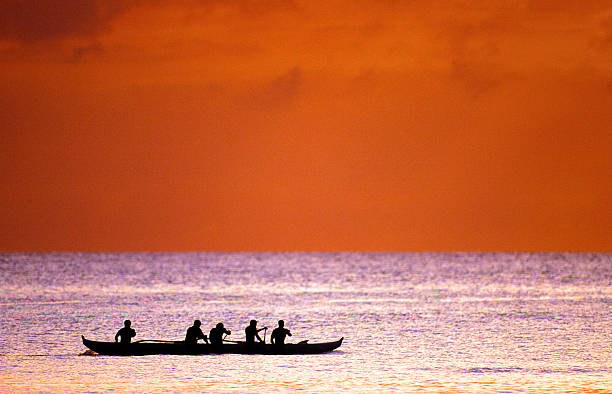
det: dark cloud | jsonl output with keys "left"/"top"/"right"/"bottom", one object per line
{"left": 449, "top": 60, "right": 502, "bottom": 98}
{"left": 443, "top": 20, "right": 507, "bottom": 98}
{"left": 600, "top": 16, "right": 612, "bottom": 50}
{"left": 0, "top": 0, "right": 298, "bottom": 45}
{"left": 246, "top": 67, "right": 302, "bottom": 109}
{"left": 70, "top": 43, "right": 105, "bottom": 63}
{"left": 224, "top": 0, "right": 297, "bottom": 15}
{"left": 191, "top": 0, "right": 297, "bottom": 14}
{"left": 0, "top": 0, "right": 130, "bottom": 43}
{"left": 525, "top": 0, "right": 612, "bottom": 16}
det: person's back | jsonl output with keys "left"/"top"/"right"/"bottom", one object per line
{"left": 209, "top": 322, "right": 231, "bottom": 346}
{"left": 115, "top": 320, "right": 136, "bottom": 344}
{"left": 245, "top": 320, "right": 266, "bottom": 345}
{"left": 270, "top": 320, "right": 291, "bottom": 345}
{"left": 185, "top": 320, "right": 207, "bottom": 345}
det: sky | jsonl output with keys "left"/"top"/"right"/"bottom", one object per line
{"left": 1, "top": 0, "right": 611, "bottom": 251}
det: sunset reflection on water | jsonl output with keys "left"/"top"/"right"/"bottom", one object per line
{"left": 1, "top": 253, "right": 611, "bottom": 392}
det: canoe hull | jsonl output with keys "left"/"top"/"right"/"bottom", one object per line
{"left": 81, "top": 336, "right": 343, "bottom": 356}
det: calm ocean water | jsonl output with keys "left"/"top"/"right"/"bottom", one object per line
{"left": 1, "top": 252, "right": 611, "bottom": 392}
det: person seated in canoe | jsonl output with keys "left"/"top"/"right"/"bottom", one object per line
{"left": 115, "top": 320, "right": 136, "bottom": 344}
{"left": 185, "top": 319, "right": 208, "bottom": 345}
{"left": 245, "top": 320, "right": 267, "bottom": 345}
{"left": 209, "top": 322, "right": 231, "bottom": 346}
{"left": 270, "top": 320, "right": 292, "bottom": 345}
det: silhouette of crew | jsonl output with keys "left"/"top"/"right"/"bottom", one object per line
{"left": 245, "top": 319, "right": 267, "bottom": 344}
{"left": 115, "top": 320, "right": 136, "bottom": 344}
{"left": 185, "top": 319, "right": 208, "bottom": 345}
{"left": 270, "top": 320, "right": 292, "bottom": 345}
{"left": 209, "top": 322, "right": 231, "bottom": 346}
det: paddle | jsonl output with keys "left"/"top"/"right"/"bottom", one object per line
{"left": 222, "top": 339, "right": 244, "bottom": 344}
{"left": 134, "top": 339, "right": 179, "bottom": 344}
{"left": 222, "top": 332, "right": 233, "bottom": 344}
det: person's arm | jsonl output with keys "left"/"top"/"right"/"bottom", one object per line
{"left": 115, "top": 329, "right": 120, "bottom": 342}
{"left": 287, "top": 329, "right": 292, "bottom": 337}
{"left": 270, "top": 331, "right": 276, "bottom": 344}
{"left": 131, "top": 329, "right": 136, "bottom": 338}
{"left": 255, "top": 332, "right": 263, "bottom": 342}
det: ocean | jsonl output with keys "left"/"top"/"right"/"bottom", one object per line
{"left": 1, "top": 252, "right": 611, "bottom": 392}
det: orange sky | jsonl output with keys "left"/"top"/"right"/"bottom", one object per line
{"left": 1, "top": 0, "right": 611, "bottom": 251}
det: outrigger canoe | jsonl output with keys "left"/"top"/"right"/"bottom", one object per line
{"left": 82, "top": 336, "right": 343, "bottom": 356}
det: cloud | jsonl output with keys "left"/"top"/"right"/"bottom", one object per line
{"left": 598, "top": 15, "right": 612, "bottom": 49}
{"left": 449, "top": 59, "right": 503, "bottom": 98}
{"left": 70, "top": 43, "right": 105, "bottom": 63}
{"left": 190, "top": 0, "right": 297, "bottom": 14}
{"left": 442, "top": 20, "right": 508, "bottom": 97}
{"left": 246, "top": 67, "right": 302, "bottom": 109}
{"left": 0, "top": 0, "right": 130, "bottom": 43}
{"left": 524, "top": 0, "right": 611, "bottom": 16}
{"left": 0, "top": 0, "right": 299, "bottom": 45}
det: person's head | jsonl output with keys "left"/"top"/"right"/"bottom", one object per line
{"left": 216, "top": 322, "right": 224, "bottom": 329}
{"left": 278, "top": 320, "right": 284, "bottom": 328}
{"left": 194, "top": 320, "right": 201, "bottom": 327}
{"left": 250, "top": 320, "right": 257, "bottom": 327}
{"left": 124, "top": 320, "right": 131, "bottom": 327}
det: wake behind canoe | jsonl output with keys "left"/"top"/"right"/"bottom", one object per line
{"left": 82, "top": 336, "right": 343, "bottom": 356}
